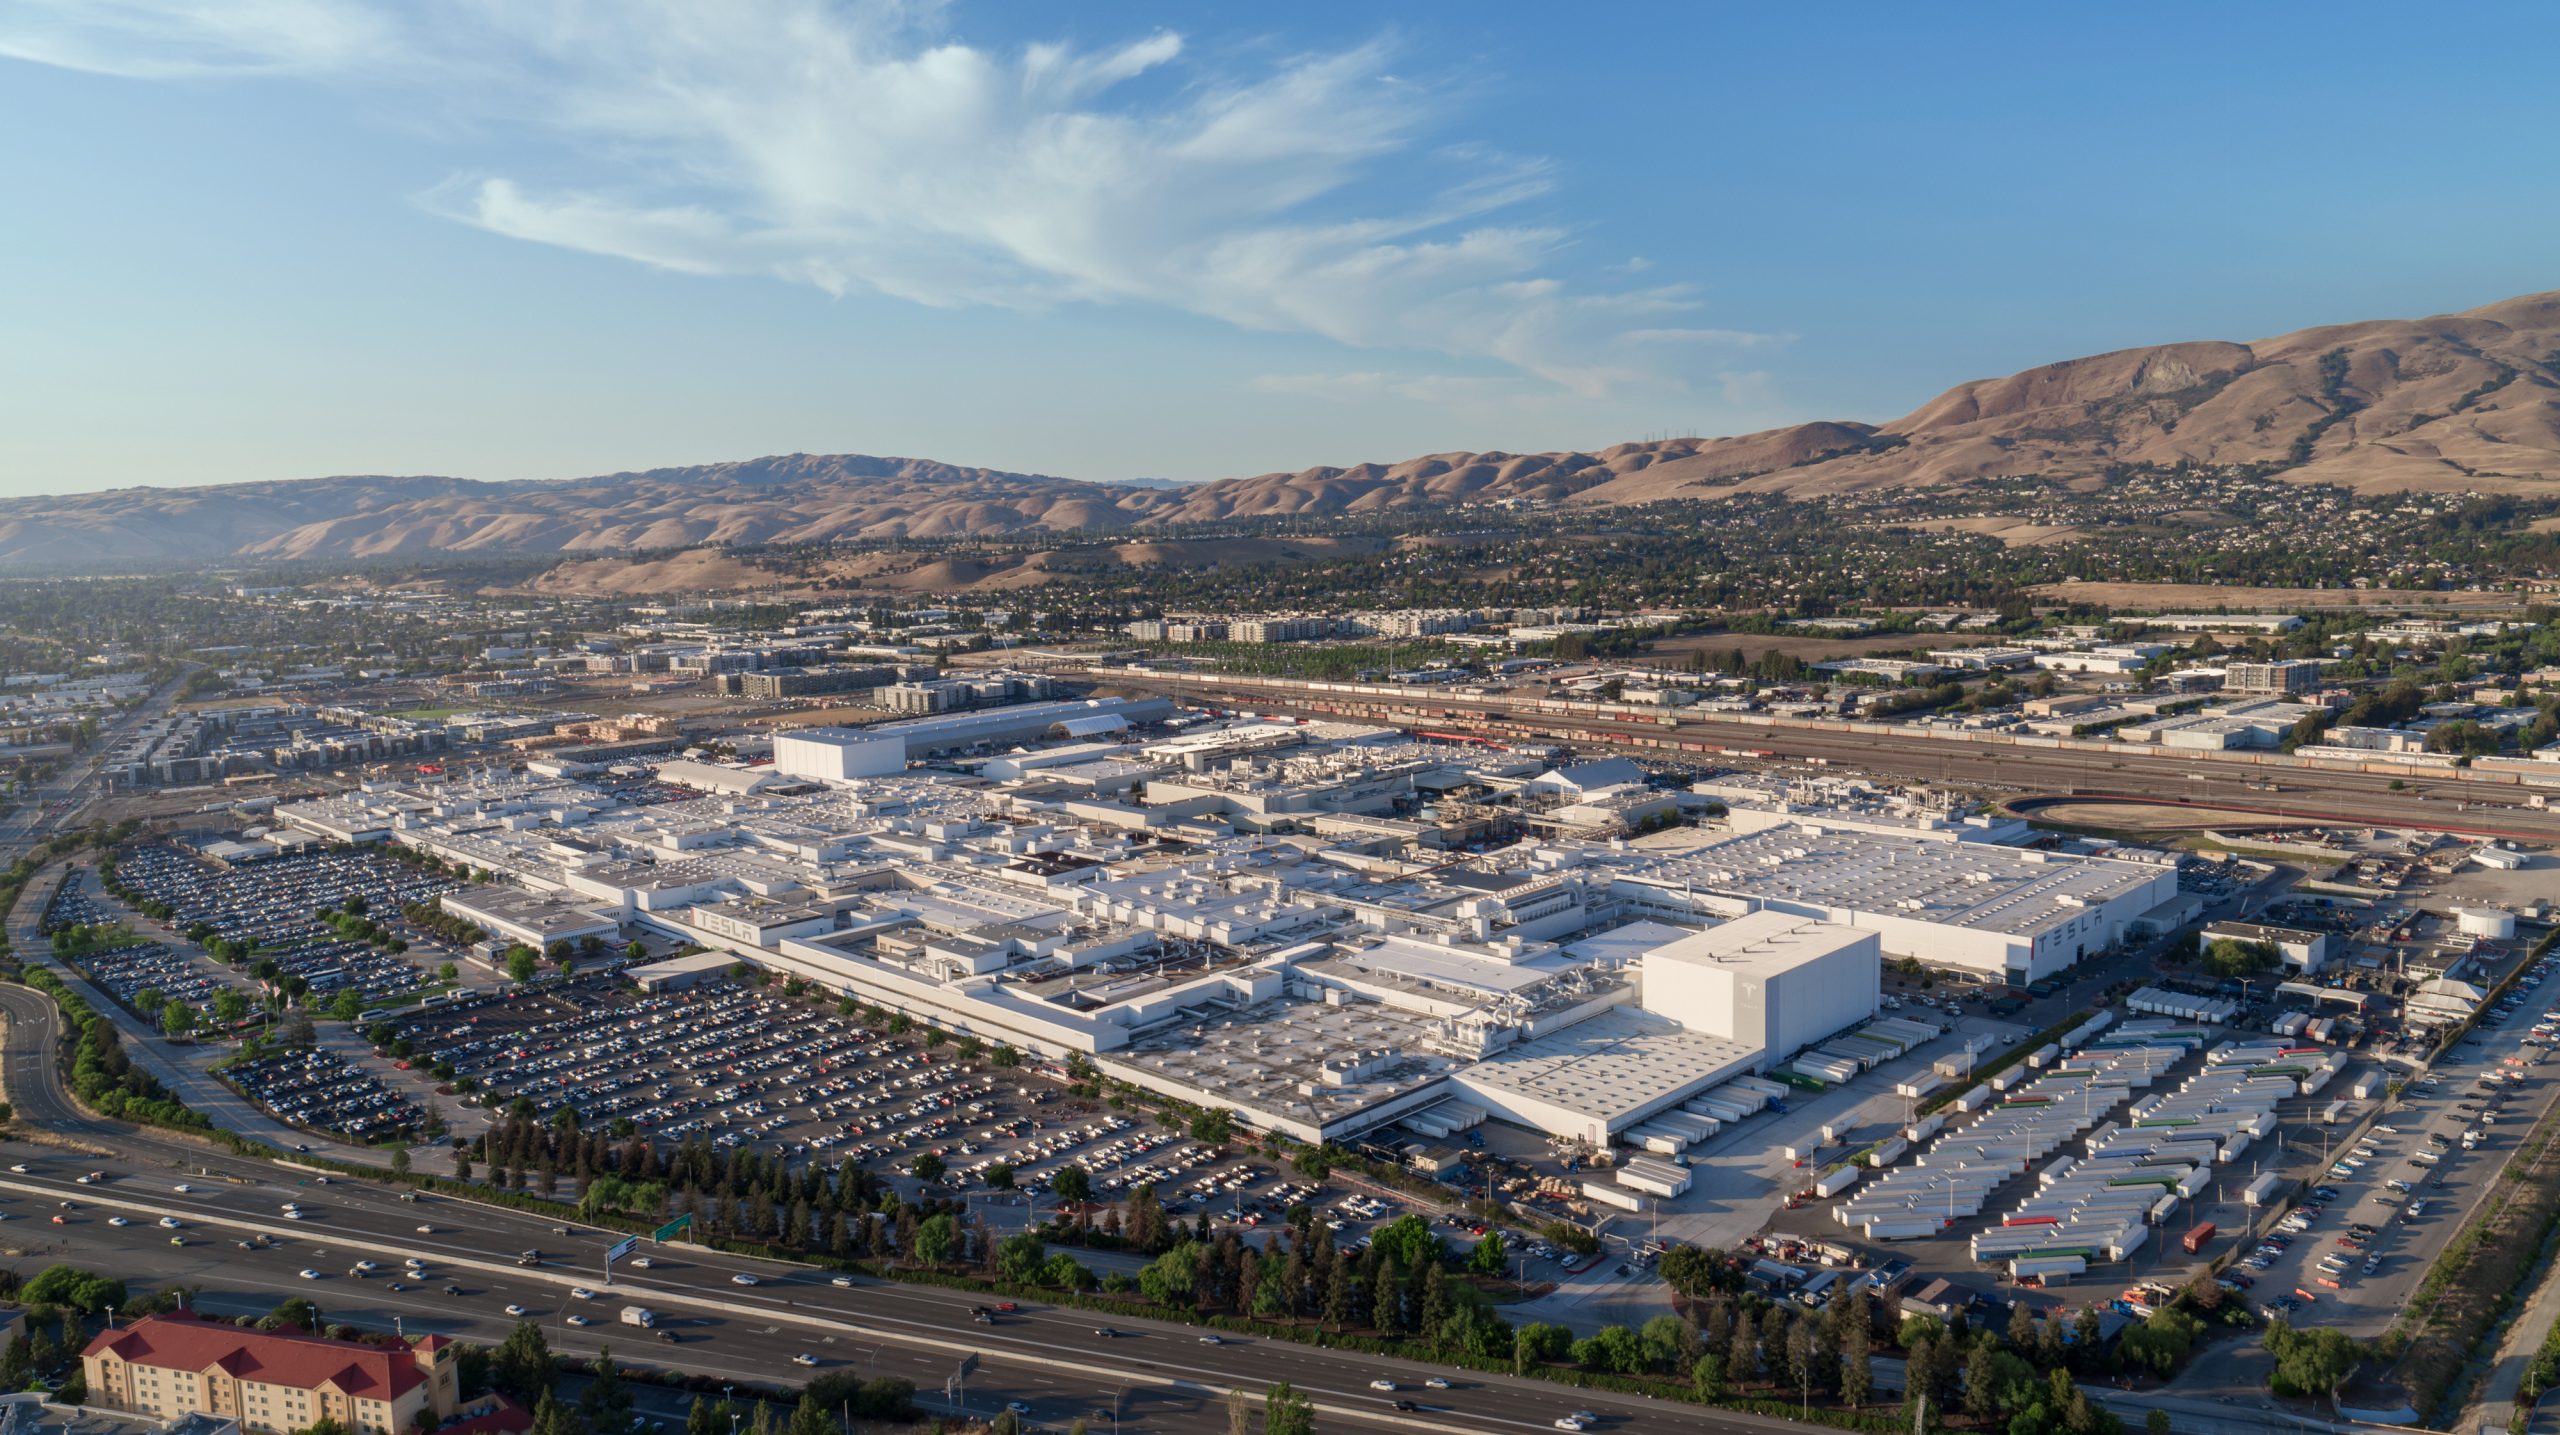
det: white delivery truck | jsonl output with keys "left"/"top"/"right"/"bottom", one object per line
{"left": 619, "top": 1307, "right": 656, "bottom": 1329}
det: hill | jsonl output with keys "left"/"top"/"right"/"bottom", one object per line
{"left": 2, "top": 289, "right": 2554, "bottom": 570}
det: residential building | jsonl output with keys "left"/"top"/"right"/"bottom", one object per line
{"left": 83, "top": 1315, "right": 460, "bottom": 1435}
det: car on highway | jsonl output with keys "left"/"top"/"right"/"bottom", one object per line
{"left": 504, "top": 1304, "right": 528, "bottom": 1317}
{"left": 571, "top": 1288, "right": 597, "bottom": 1300}
{"left": 107, "top": 1216, "right": 128, "bottom": 1227}
{"left": 158, "top": 1216, "right": 181, "bottom": 1229}
{"left": 1554, "top": 1421, "right": 1586, "bottom": 1432}
{"left": 1393, "top": 1400, "right": 1418, "bottom": 1412}
{"left": 830, "top": 1275, "right": 853, "bottom": 1288}
{"left": 730, "top": 1274, "right": 758, "bottom": 1287}
{"left": 1091, "top": 1327, "right": 1120, "bottom": 1339}
{"left": 298, "top": 1269, "right": 320, "bottom": 1280}
{"left": 793, "top": 1355, "right": 818, "bottom": 1367}
{"left": 629, "top": 1256, "right": 651, "bottom": 1269}
{"left": 1370, "top": 1380, "right": 1397, "bottom": 1392}
{"left": 565, "top": 1315, "right": 590, "bottom": 1327}
{"left": 172, "top": 1183, "right": 191, "bottom": 1193}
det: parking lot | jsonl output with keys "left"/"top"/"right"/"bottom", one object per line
{"left": 113, "top": 844, "right": 459, "bottom": 1002}
{"left": 384, "top": 976, "right": 1458, "bottom": 1244}
{"left": 220, "top": 1046, "right": 427, "bottom": 1144}
{"left": 45, "top": 874, "right": 248, "bottom": 1015}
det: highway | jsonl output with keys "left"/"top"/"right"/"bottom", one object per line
{"left": 0, "top": 982, "right": 1799, "bottom": 1435}
{"left": 0, "top": 983, "right": 2351, "bottom": 1435}
{"left": 1087, "top": 668, "right": 2560, "bottom": 841}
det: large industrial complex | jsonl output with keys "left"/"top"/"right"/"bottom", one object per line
{"left": 262, "top": 713, "right": 2199, "bottom": 1152}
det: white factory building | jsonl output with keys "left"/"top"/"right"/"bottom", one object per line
{"left": 1641, "top": 911, "right": 1881, "bottom": 1060}
{"left": 1609, "top": 827, "right": 2178, "bottom": 985}
{"left": 773, "top": 726, "right": 906, "bottom": 783}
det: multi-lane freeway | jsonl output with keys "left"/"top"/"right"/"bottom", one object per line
{"left": 0, "top": 986, "right": 1788, "bottom": 1435}
{"left": 0, "top": 971, "right": 2354, "bottom": 1435}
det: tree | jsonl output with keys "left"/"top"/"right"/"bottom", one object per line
{"left": 1841, "top": 1313, "right": 1873, "bottom": 1407}
{"left": 995, "top": 1231, "right": 1046, "bottom": 1285}
{"left": 984, "top": 1162, "right": 1015, "bottom": 1191}
{"left": 211, "top": 989, "right": 250, "bottom": 1025}
{"left": 578, "top": 1349, "right": 632, "bottom": 1430}
{"left": 505, "top": 946, "right": 540, "bottom": 983}
{"left": 1468, "top": 1231, "right": 1508, "bottom": 1277}
{"left": 1693, "top": 1352, "right": 1728, "bottom": 1400}
{"left": 1038, "top": 1253, "right": 1092, "bottom": 1290}
{"left": 491, "top": 1321, "right": 557, "bottom": 1405}
{"left": 911, "top": 1212, "right": 961, "bottom": 1266}
{"left": 910, "top": 1151, "right": 945, "bottom": 1184}
{"left": 23, "top": 1264, "right": 124, "bottom": 1314}
{"left": 328, "top": 989, "right": 363, "bottom": 1022}
{"left": 2265, "top": 1319, "right": 2362, "bottom": 1398}
{"left": 2201, "top": 938, "right": 2279, "bottom": 980}
{"left": 1370, "top": 1213, "right": 1439, "bottom": 1272}
{"left": 2119, "top": 1309, "right": 2202, "bottom": 1377}
{"left": 1052, "top": 1163, "right": 1093, "bottom": 1221}
{"left": 528, "top": 1391, "right": 584, "bottom": 1435}
{"left": 159, "top": 1000, "right": 198, "bottom": 1038}
{"left": 1660, "top": 1244, "right": 1739, "bottom": 1298}
{"left": 2146, "top": 1411, "right": 2173, "bottom": 1435}
{"left": 1138, "top": 1242, "right": 1204, "bottom": 1309}
{"left": 784, "top": 1395, "right": 831, "bottom": 1435}
{"left": 1571, "top": 1324, "right": 1649, "bottom": 1375}
{"left": 1263, "top": 1382, "right": 1314, "bottom": 1435}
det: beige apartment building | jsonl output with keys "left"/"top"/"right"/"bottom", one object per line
{"left": 83, "top": 1315, "right": 459, "bottom": 1435}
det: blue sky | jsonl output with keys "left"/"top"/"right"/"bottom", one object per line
{"left": 1, "top": 2, "right": 2553, "bottom": 496}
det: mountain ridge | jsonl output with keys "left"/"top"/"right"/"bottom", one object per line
{"left": 4, "top": 288, "right": 2555, "bottom": 570}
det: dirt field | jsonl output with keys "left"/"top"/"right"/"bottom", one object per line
{"left": 1884, "top": 517, "right": 2090, "bottom": 547}
{"left": 2015, "top": 799, "right": 2320, "bottom": 832}
{"left": 1642, "top": 630, "right": 2008, "bottom": 663}
{"left": 2029, "top": 580, "right": 2521, "bottom": 611}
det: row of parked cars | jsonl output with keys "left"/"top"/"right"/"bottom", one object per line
{"left": 116, "top": 844, "right": 454, "bottom": 1002}
{"left": 224, "top": 1047, "right": 424, "bottom": 1142}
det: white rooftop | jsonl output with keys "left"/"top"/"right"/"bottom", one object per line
{"left": 1644, "top": 910, "right": 1872, "bottom": 978}
{"left": 1458, "top": 1007, "right": 1760, "bottom": 1125}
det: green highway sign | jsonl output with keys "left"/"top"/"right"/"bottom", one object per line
{"left": 653, "top": 1214, "right": 692, "bottom": 1243}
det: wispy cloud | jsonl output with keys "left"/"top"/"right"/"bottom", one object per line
{"left": 0, "top": 0, "right": 1769, "bottom": 397}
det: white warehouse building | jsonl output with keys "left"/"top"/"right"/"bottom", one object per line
{"left": 1641, "top": 911, "right": 1880, "bottom": 1063}
{"left": 1611, "top": 827, "right": 2178, "bottom": 985}
{"left": 773, "top": 726, "right": 906, "bottom": 783}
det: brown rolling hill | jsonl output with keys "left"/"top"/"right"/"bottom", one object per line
{"left": 2, "top": 289, "right": 2554, "bottom": 571}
